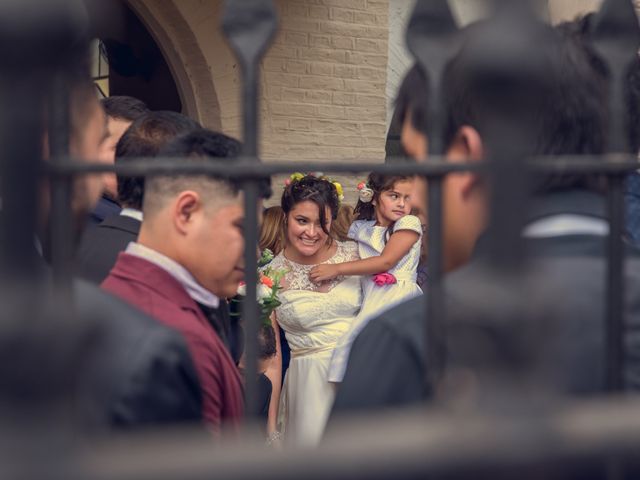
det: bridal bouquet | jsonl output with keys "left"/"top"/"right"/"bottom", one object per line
{"left": 235, "top": 249, "right": 287, "bottom": 327}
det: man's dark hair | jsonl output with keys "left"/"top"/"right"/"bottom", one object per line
{"left": 159, "top": 128, "right": 272, "bottom": 200}
{"left": 144, "top": 128, "right": 270, "bottom": 217}
{"left": 386, "top": 64, "right": 430, "bottom": 161}
{"left": 101, "top": 96, "right": 149, "bottom": 123}
{"left": 258, "top": 325, "right": 277, "bottom": 360}
{"left": 116, "top": 111, "right": 201, "bottom": 209}
{"left": 395, "top": 63, "right": 430, "bottom": 136}
{"left": 441, "top": 19, "right": 614, "bottom": 193}
{"left": 557, "top": 13, "right": 640, "bottom": 154}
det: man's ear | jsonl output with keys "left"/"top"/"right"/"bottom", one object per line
{"left": 448, "top": 126, "right": 484, "bottom": 200}
{"left": 447, "top": 126, "right": 483, "bottom": 162}
{"left": 173, "top": 191, "right": 201, "bottom": 235}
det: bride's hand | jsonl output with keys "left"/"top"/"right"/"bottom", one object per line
{"left": 310, "top": 264, "right": 339, "bottom": 283}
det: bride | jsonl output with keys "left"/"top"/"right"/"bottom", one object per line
{"left": 267, "top": 175, "right": 362, "bottom": 447}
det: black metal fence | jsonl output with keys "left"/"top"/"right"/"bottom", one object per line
{"left": 2, "top": 0, "right": 640, "bottom": 478}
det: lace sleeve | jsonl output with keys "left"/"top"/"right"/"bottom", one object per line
{"left": 337, "top": 240, "right": 359, "bottom": 262}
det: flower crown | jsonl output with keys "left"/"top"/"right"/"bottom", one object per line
{"left": 284, "top": 172, "right": 344, "bottom": 202}
{"left": 357, "top": 181, "right": 374, "bottom": 203}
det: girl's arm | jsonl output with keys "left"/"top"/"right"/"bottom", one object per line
{"left": 264, "top": 313, "right": 282, "bottom": 437}
{"left": 309, "top": 229, "right": 419, "bottom": 282}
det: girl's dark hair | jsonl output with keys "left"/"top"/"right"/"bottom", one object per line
{"left": 281, "top": 175, "right": 340, "bottom": 237}
{"left": 355, "top": 173, "right": 412, "bottom": 221}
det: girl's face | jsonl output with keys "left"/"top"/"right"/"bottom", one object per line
{"left": 374, "top": 179, "right": 414, "bottom": 227}
{"left": 286, "top": 200, "right": 332, "bottom": 258}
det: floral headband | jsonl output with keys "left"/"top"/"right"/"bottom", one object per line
{"left": 357, "top": 181, "right": 374, "bottom": 203}
{"left": 284, "top": 172, "right": 344, "bottom": 202}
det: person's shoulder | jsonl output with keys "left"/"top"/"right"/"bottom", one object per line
{"left": 362, "top": 295, "right": 425, "bottom": 346}
{"left": 348, "top": 219, "right": 371, "bottom": 240}
{"left": 77, "top": 279, "right": 161, "bottom": 335}
{"left": 265, "top": 251, "right": 287, "bottom": 271}
{"left": 394, "top": 215, "right": 422, "bottom": 234}
{"left": 73, "top": 280, "right": 202, "bottom": 427}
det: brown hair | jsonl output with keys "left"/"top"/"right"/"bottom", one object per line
{"left": 331, "top": 204, "right": 355, "bottom": 242}
{"left": 259, "top": 206, "right": 285, "bottom": 255}
{"left": 281, "top": 175, "right": 340, "bottom": 238}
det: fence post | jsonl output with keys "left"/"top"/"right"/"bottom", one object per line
{"left": 222, "top": 0, "right": 278, "bottom": 419}
{"left": 406, "top": 0, "right": 459, "bottom": 388}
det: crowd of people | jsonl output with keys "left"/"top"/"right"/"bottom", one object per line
{"left": 27, "top": 11, "right": 640, "bottom": 466}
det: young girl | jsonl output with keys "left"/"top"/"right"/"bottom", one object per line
{"left": 310, "top": 173, "right": 423, "bottom": 382}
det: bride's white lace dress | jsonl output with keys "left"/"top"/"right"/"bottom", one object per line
{"left": 268, "top": 241, "right": 361, "bottom": 447}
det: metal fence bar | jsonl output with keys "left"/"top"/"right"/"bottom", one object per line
{"left": 591, "top": 0, "right": 640, "bottom": 396}
{"left": 222, "top": 0, "right": 277, "bottom": 418}
{"left": 607, "top": 175, "right": 626, "bottom": 391}
{"left": 406, "top": 0, "right": 458, "bottom": 391}
{"left": 76, "top": 396, "right": 640, "bottom": 480}
{"left": 0, "top": 68, "right": 41, "bottom": 283}
{"left": 49, "top": 71, "right": 74, "bottom": 303}
{"left": 425, "top": 177, "right": 445, "bottom": 382}
{"left": 47, "top": 156, "right": 640, "bottom": 177}
{"left": 1, "top": 0, "right": 637, "bottom": 477}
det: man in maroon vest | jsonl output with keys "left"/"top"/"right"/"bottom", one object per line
{"left": 102, "top": 129, "right": 268, "bottom": 433}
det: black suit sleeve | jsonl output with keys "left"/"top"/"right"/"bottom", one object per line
{"left": 109, "top": 327, "right": 203, "bottom": 427}
{"left": 330, "top": 319, "right": 426, "bottom": 418}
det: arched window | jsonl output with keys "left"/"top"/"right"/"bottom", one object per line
{"left": 91, "top": 40, "right": 110, "bottom": 98}
{"left": 89, "top": 0, "right": 181, "bottom": 112}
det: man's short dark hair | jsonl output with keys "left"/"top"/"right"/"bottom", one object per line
{"left": 116, "top": 111, "right": 201, "bottom": 209}
{"left": 143, "top": 129, "right": 271, "bottom": 217}
{"left": 143, "top": 129, "right": 241, "bottom": 218}
{"left": 395, "top": 63, "right": 430, "bottom": 136}
{"left": 440, "top": 19, "right": 617, "bottom": 193}
{"left": 101, "top": 96, "right": 149, "bottom": 123}
{"left": 159, "top": 129, "right": 272, "bottom": 200}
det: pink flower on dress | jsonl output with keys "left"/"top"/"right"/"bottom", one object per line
{"left": 373, "top": 273, "right": 397, "bottom": 286}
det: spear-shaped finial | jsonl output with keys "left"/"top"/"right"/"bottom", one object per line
{"left": 222, "top": 0, "right": 278, "bottom": 157}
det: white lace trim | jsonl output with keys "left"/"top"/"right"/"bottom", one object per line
{"left": 268, "top": 241, "right": 358, "bottom": 293}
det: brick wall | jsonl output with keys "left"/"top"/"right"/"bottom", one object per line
{"left": 168, "top": 0, "right": 392, "bottom": 206}
{"left": 261, "top": 0, "right": 390, "bottom": 205}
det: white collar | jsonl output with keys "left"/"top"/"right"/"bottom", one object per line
{"left": 120, "top": 208, "right": 144, "bottom": 222}
{"left": 125, "top": 242, "right": 220, "bottom": 308}
{"left": 523, "top": 214, "right": 609, "bottom": 238}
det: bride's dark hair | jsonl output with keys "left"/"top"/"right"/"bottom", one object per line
{"left": 281, "top": 175, "right": 340, "bottom": 237}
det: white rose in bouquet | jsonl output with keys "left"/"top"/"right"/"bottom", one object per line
{"left": 236, "top": 282, "right": 272, "bottom": 302}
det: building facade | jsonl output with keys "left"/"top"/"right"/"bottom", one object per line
{"left": 101, "top": 0, "right": 635, "bottom": 204}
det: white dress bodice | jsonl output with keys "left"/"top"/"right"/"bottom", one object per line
{"left": 267, "top": 241, "right": 362, "bottom": 447}
{"left": 269, "top": 241, "right": 362, "bottom": 353}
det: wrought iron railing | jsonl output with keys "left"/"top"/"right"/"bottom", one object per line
{"left": 2, "top": 0, "right": 640, "bottom": 478}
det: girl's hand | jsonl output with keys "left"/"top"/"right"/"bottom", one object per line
{"left": 310, "top": 264, "right": 340, "bottom": 283}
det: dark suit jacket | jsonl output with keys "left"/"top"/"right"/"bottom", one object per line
{"left": 102, "top": 253, "right": 245, "bottom": 432}
{"left": 88, "top": 195, "right": 121, "bottom": 225}
{"left": 330, "top": 190, "right": 640, "bottom": 416}
{"left": 76, "top": 213, "right": 140, "bottom": 285}
{"left": 73, "top": 279, "right": 203, "bottom": 429}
